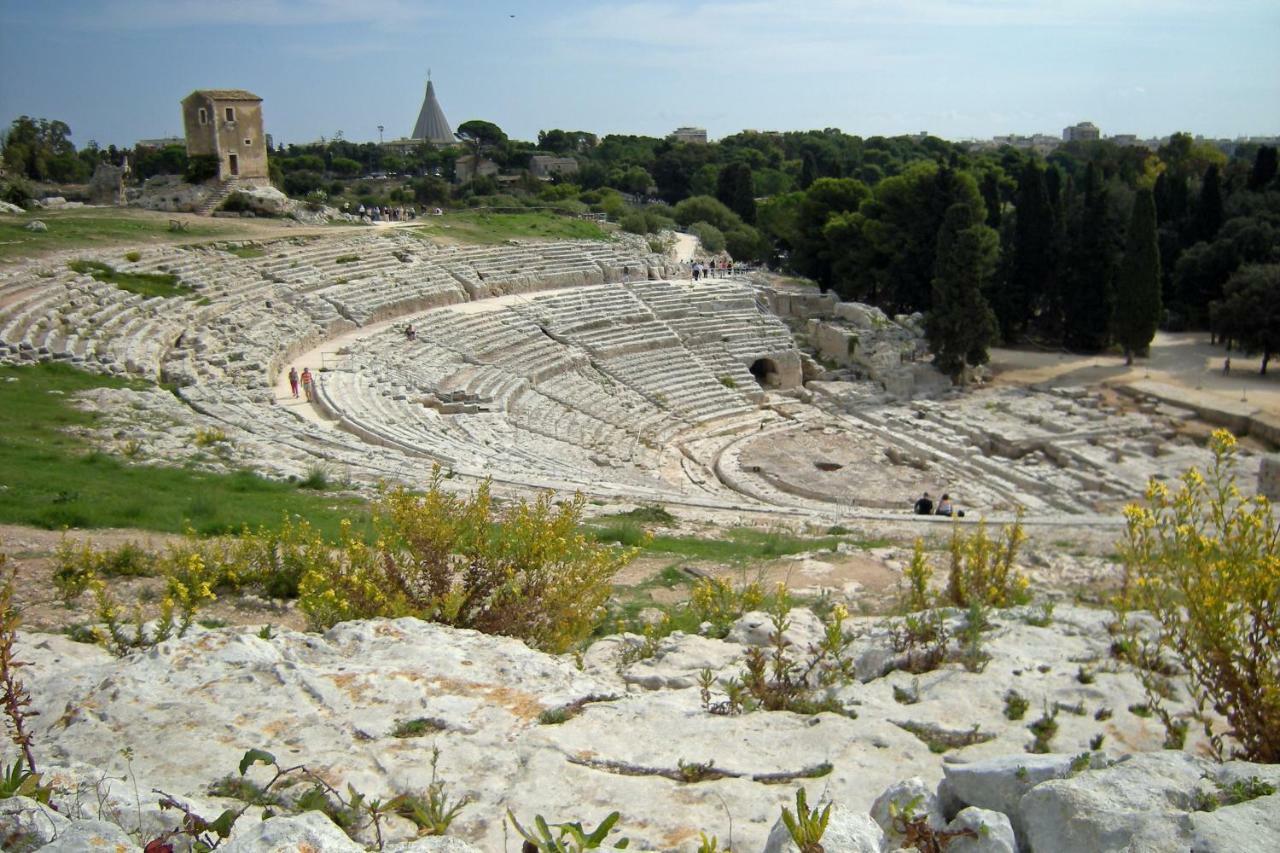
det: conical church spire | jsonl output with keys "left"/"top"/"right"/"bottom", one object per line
{"left": 412, "top": 76, "right": 454, "bottom": 144}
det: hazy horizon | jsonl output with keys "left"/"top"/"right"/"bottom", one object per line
{"left": 1, "top": 0, "right": 1277, "bottom": 149}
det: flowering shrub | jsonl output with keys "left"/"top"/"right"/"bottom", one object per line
{"left": 945, "top": 513, "right": 1029, "bottom": 608}
{"left": 298, "top": 473, "right": 638, "bottom": 652}
{"left": 1118, "top": 429, "right": 1280, "bottom": 762}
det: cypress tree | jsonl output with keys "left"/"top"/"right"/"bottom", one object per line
{"left": 1062, "top": 163, "right": 1115, "bottom": 351}
{"left": 927, "top": 203, "right": 999, "bottom": 381}
{"left": 979, "top": 171, "right": 1002, "bottom": 229}
{"left": 1248, "top": 146, "right": 1277, "bottom": 191}
{"left": 799, "top": 152, "right": 818, "bottom": 190}
{"left": 996, "top": 161, "right": 1054, "bottom": 341}
{"left": 716, "top": 162, "right": 757, "bottom": 224}
{"left": 1114, "top": 188, "right": 1162, "bottom": 364}
{"left": 1192, "top": 164, "right": 1224, "bottom": 244}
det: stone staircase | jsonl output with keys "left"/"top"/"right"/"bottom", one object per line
{"left": 195, "top": 177, "right": 240, "bottom": 216}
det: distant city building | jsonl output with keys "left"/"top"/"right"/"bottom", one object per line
{"left": 411, "top": 77, "right": 455, "bottom": 146}
{"left": 528, "top": 155, "right": 579, "bottom": 180}
{"left": 1110, "top": 134, "right": 1139, "bottom": 147}
{"left": 1063, "top": 121, "right": 1101, "bottom": 142}
{"left": 181, "top": 89, "right": 269, "bottom": 185}
{"left": 135, "top": 136, "right": 185, "bottom": 151}
{"left": 670, "top": 127, "right": 708, "bottom": 145}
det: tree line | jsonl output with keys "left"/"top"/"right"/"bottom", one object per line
{"left": 4, "top": 114, "right": 1277, "bottom": 375}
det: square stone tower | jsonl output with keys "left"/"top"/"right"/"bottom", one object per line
{"left": 181, "top": 90, "right": 269, "bottom": 185}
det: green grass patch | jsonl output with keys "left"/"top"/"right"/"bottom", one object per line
{"left": 409, "top": 210, "right": 608, "bottom": 245}
{"left": 643, "top": 528, "right": 843, "bottom": 562}
{"left": 0, "top": 363, "right": 367, "bottom": 538}
{"left": 0, "top": 209, "right": 242, "bottom": 261}
{"left": 223, "top": 244, "right": 265, "bottom": 259}
{"left": 67, "top": 259, "right": 194, "bottom": 299}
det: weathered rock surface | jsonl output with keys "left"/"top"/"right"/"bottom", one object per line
{"left": 6, "top": 607, "right": 1276, "bottom": 851}
{"left": 945, "top": 806, "right": 1016, "bottom": 853}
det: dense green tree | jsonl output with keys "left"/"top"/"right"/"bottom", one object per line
{"left": 690, "top": 221, "right": 726, "bottom": 253}
{"left": 1174, "top": 215, "right": 1280, "bottom": 327}
{"left": 979, "top": 170, "right": 1002, "bottom": 229}
{"left": 1248, "top": 146, "right": 1277, "bottom": 191}
{"left": 716, "top": 162, "right": 756, "bottom": 224}
{"left": 927, "top": 203, "right": 999, "bottom": 380}
{"left": 1061, "top": 163, "right": 1116, "bottom": 350}
{"left": 799, "top": 152, "right": 818, "bottom": 189}
{"left": 1191, "top": 164, "right": 1225, "bottom": 244}
{"left": 1212, "top": 264, "right": 1280, "bottom": 373}
{"left": 651, "top": 142, "right": 718, "bottom": 203}
{"left": 536, "top": 129, "right": 597, "bottom": 154}
{"left": 788, "top": 177, "right": 870, "bottom": 289}
{"left": 1114, "top": 188, "right": 1162, "bottom": 363}
{"left": 673, "top": 195, "right": 740, "bottom": 232}
{"left": 997, "top": 160, "right": 1055, "bottom": 340}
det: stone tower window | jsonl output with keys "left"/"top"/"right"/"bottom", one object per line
{"left": 198, "top": 108, "right": 207, "bottom": 125}
{"left": 225, "top": 107, "right": 235, "bottom": 123}
{"left": 244, "top": 138, "right": 252, "bottom": 146}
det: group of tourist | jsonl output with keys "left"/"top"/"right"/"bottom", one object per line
{"left": 287, "top": 366, "right": 315, "bottom": 402}
{"left": 343, "top": 202, "right": 417, "bottom": 223}
{"left": 691, "top": 258, "right": 733, "bottom": 281}
{"left": 914, "top": 491, "right": 963, "bottom": 518}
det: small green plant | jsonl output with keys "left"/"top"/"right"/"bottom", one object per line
{"left": 539, "top": 707, "right": 570, "bottom": 725}
{"left": 1163, "top": 717, "right": 1190, "bottom": 750}
{"left": 334, "top": 253, "right": 361, "bottom": 264}
{"left": 256, "top": 624, "right": 275, "bottom": 640}
{"left": 780, "top": 787, "right": 831, "bottom": 853}
{"left": 957, "top": 600, "right": 991, "bottom": 672}
{"left": 887, "top": 608, "right": 950, "bottom": 674}
{"left": 2, "top": 556, "right": 40, "bottom": 777}
{"left": 1015, "top": 765, "right": 1029, "bottom": 781}
{"left": 895, "top": 721, "right": 994, "bottom": 753}
{"left": 508, "top": 809, "right": 629, "bottom": 851}
{"left": 677, "top": 759, "right": 718, "bottom": 783}
{"left": 1221, "top": 776, "right": 1276, "bottom": 805}
{"left": 1003, "top": 690, "right": 1029, "bottom": 721}
{"left": 193, "top": 426, "right": 230, "bottom": 447}
{"left": 1025, "top": 600, "right": 1056, "bottom": 627}
{"left": 1076, "top": 665, "right": 1096, "bottom": 684}
{"left": 888, "top": 793, "right": 978, "bottom": 850}
{"left": 392, "top": 746, "right": 470, "bottom": 836}
{"left": 893, "top": 678, "right": 921, "bottom": 705}
{"left": 695, "top": 831, "right": 724, "bottom": 853}
{"left": 392, "top": 717, "right": 446, "bottom": 738}
{"left": 1090, "top": 733, "right": 1106, "bottom": 750}
{"left": 297, "top": 464, "right": 333, "bottom": 491}
{"left": 124, "top": 250, "right": 142, "bottom": 262}
{"left": 1095, "top": 707, "right": 1113, "bottom": 721}
{"left": 1129, "top": 702, "right": 1153, "bottom": 718}
{"left": 718, "top": 375, "right": 737, "bottom": 389}
{"left": 1069, "top": 752, "right": 1093, "bottom": 774}
{"left": 0, "top": 761, "right": 53, "bottom": 804}
{"left": 1028, "top": 706, "right": 1059, "bottom": 753}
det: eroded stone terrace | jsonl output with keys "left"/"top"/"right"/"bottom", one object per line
{"left": 0, "top": 230, "right": 1250, "bottom": 523}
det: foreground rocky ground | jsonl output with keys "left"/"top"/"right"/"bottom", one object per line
{"left": 4, "top": 604, "right": 1278, "bottom": 851}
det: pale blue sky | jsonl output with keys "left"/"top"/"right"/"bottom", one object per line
{"left": 1, "top": 0, "right": 1277, "bottom": 148}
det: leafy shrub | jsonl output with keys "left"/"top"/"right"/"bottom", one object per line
{"left": 184, "top": 154, "right": 219, "bottom": 183}
{"left": 1117, "top": 430, "right": 1280, "bottom": 762}
{"left": 945, "top": 513, "right": 1030, "bottom": 608}
{"left": 298, "top": 474, "right": 637, "bottom": 652}
{"left": 689, "top": 221, "right": 726, "bottom": 254}
{"left": 88, "top": 550, "right": 217, "bottom": 655}
{"left": 901, "top": 538, "right": 932, "bottom": 611}
{"left": 690, "top": 575, "right": 763, "bottom": 635}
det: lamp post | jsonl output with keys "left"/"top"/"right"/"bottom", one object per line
{"left": 378, "top": 125, "right": 384, "bottom": 145}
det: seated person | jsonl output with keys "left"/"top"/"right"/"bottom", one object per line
{"left": 914, "top": 492, "right": 933, "bottom": 515}
{"left": 935, "top": 494, "right": 954, "bottom": 517}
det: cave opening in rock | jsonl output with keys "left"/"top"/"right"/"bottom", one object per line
{"left": 749, "top": 357, "right": 780, "bottom": 388}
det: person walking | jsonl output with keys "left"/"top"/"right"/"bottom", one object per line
{"left": 288, "top": 366, "right": 299, "bottom": 398}
{"left": 300, "top": 367, "right": 314, "bottom": 402}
